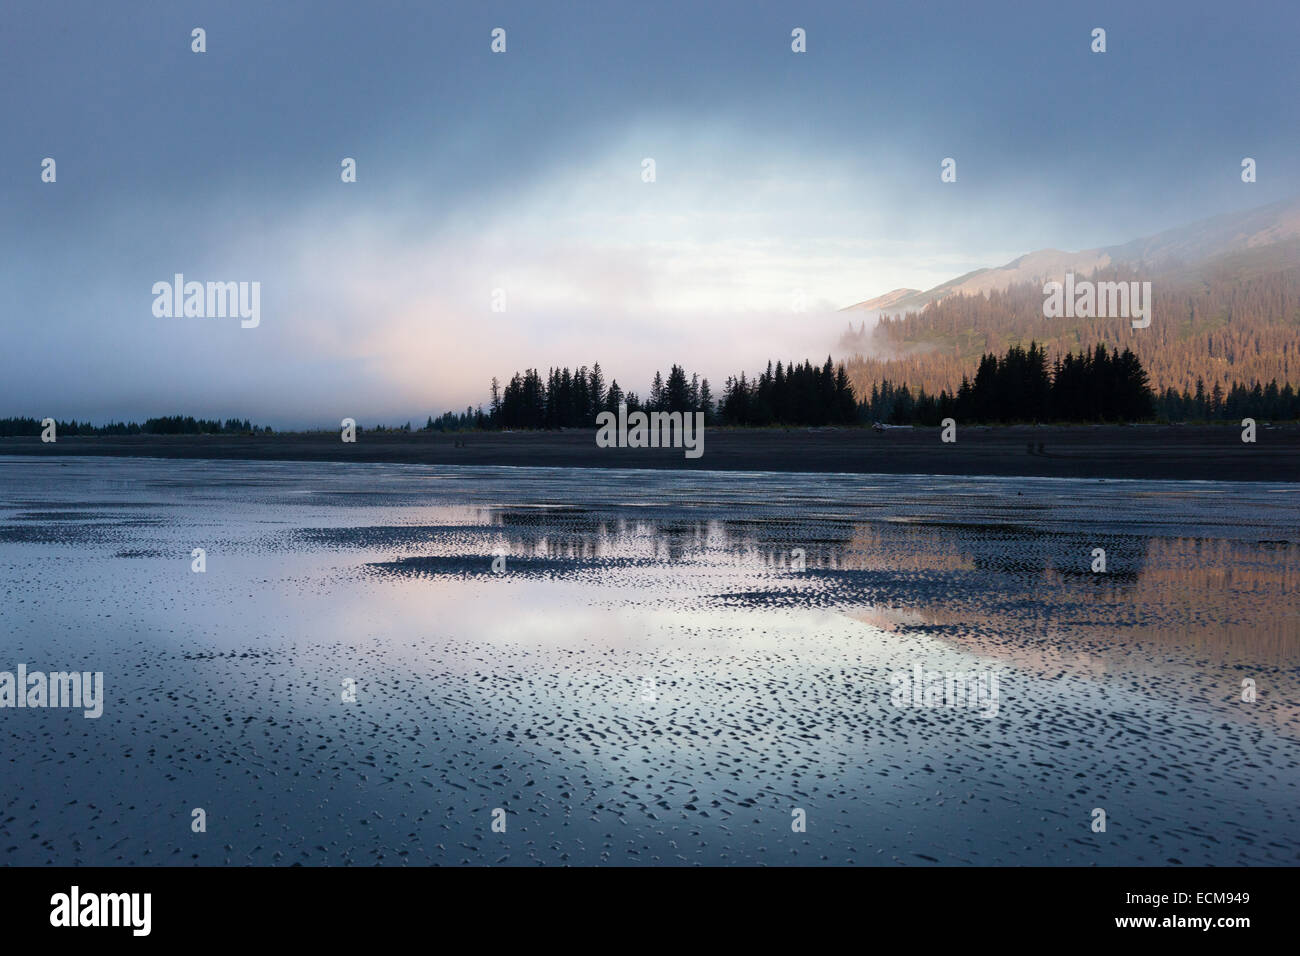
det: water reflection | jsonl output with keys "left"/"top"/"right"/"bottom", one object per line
{"left": 1, "top": 457, "right": 1296, "bottom": 866}
{"left": 354, "top": 502, "right": 1298, "bottom": 667}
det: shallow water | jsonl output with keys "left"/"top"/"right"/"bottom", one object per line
{"left": 0, "top": 456, "right": 1297, "bottom": 865}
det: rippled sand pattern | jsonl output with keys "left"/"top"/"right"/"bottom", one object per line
{"left": 0, "top": 457, "right": 1296, "bottom": 865}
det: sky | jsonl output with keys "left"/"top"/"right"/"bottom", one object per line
{"left": 2, "top": 0, "right": 1297, "bottom": 426}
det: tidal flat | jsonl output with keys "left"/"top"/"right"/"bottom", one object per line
{"left": 0, "top": 456, "right": 1297, "bottom": 865}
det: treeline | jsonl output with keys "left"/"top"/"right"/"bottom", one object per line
{"left": 136, "top": 416, "right": 267, "bottom": 435}
{"left": 965, "top": 343, "right": 1156, "bottom": 423}
{"left": 867, "top": 343, "right": 1154, "bottom": 424}
{"left": 863, "top": 343, "right": 1299, "bottom": 424}
{"left": 429, "top": 343, "right": 1298, "bottom": 431}
{"left": 458, "top": 357, "right": 857, "bottom": 430}
{"left": 423, "top": 409, "right": 488, "bottom": 432}
{"left": 488, "top": 363, "right": 716, "bottom": 430}
{"left": 14, "top": 343, "right": 1289, "bottom": 440}
{"left": 1156, "top": 379, "right": 1300, "bottom": 422}
{"left": 0, "top": 416, "right": 270, "bottom": 437}
{"left": 717, "top": 358, "right": 857, "bottom": 426}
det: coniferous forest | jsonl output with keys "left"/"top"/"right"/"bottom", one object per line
{"left": 0, "top": 416, "right": 269, "bottom": 437}
{"left": 4, "top": 346, "right": 1297, "bottom": 436}
{"left": 428, "top": 343, "right": 1299, "bottom": 431}
{"left": 458, "top": 358, "right": 857, "bottom": 430}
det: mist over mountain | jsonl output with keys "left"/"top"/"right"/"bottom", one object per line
{"left": 841, "top": 197, "right": 1300, "bottom": 323}
{"left": 836, "top": 197, "right": 1300, "bottom": 398}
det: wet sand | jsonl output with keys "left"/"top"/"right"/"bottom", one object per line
{"left": 0, "top": 457, "right": 1297, "bottom": 866}
{"left": 3, "top": 423, "right": 1297, "bottom": 481}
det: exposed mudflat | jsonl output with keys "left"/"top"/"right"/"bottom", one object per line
{"left": 3, "top": 422, "right": 1298, "bottom": 481}
{"left": 0, "top": 456, "right": 1296, "bottom": 866}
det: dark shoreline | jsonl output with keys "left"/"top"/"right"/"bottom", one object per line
{"left": 2, "top": 424, "right": 1296, "bottom": 481}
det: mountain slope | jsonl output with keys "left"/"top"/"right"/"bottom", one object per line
{"left": 837, "top": 234, "right": 1300, "bottom": 398}
{"left": 842, "top": 197, "right": 1300, "bottom": 323}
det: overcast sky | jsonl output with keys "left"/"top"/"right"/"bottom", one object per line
{"left": 2, "top": 0, "right": 1296, "bottom": 426}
